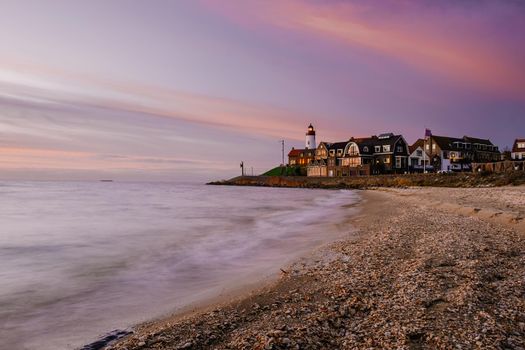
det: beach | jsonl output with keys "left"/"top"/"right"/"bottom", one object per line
{"left": 108, "top": 186, "right": 525, "bottom": 349}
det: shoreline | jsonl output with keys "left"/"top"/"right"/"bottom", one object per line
{"left": 208, "top": 172, "right": 525, "bottom": 189}
{"left": 89, "top": 189, "right": 366, "bottom": 350}
{"left": 103, "top": 190, "right": 382, "bottom": 349}
{"left": 107, "top": 186, "right": 525, "bottom": 349}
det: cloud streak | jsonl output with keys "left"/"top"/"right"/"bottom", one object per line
{"left": 202, "top": 0, "right": 525, "bottom": 98}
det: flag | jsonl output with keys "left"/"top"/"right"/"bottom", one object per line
{"left": 425, "top": 128, "right": 432, "bottom": 139}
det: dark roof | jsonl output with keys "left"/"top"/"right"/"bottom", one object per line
{"left": 327, "top": 141, "right": 349, "bottom": 151}
{"left": 409, "top": 139, "right": 425, "bottom": 154}
{"left": 513, "top": 139, "right": 525, "bottom": 152}
{"left": 352, "top": 135, "right": 405, "bottom": 153}
{"left": 431, "top": 135, "right": 464, "bottom": 151}
{"left": 463, "top": 136, "right": 494, "bottom": 146}
{"left": 431, "top": 135, "right": 498, "bottom": 152}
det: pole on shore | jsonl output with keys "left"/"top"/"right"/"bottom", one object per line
{"left": 240, "top": 161, "right": 244, "bottom": 176}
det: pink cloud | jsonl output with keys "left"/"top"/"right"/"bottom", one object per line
{"left": 201, "top": 0, "right": 525, "bottom": 99}
{"left": 0, "top": 59, "right": 335, "bottom": 141}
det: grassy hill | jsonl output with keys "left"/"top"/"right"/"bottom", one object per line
{"left": 263, "top": 166, "right": 304, "bottom": 176}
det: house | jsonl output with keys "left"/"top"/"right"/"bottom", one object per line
{"left": 424, "top": 135, "right": 500, "bottom": 172}
{"left": 408, "top": 139, "right": 432, "bottom": 172}
{"left": 307, "top": 133, "right": 409, "bottom": 177}
{"left": 287, "top": 124, "right": 317, "bottom": 167}
{"left": 511, "top": 139, "right": 525, "bottom": 160}
{"left": 288, "top": 147, "right": 315, "bottom": 166}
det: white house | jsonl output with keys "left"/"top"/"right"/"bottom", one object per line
{"left": 408, "top": 140, "right": 432, "bottom": 172}
{"left": 511, "top": 139, "right": 525, "bottom": 160}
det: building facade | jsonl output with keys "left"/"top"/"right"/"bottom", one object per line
{"left": 288, "top": 148, "right": 315, "bottom": 166}
{"left": 408, "top": 139, "right": 432, "bottom": 172}
{"left": 512, "top": 139, "right": 525, "bottom": 160}
{"left": 424, "top": 135, "right": 501, "bottom": 172}
{"left": 307, "top": 133, "right": 409, "bottom": 177}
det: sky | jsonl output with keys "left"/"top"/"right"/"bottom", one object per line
{"left": 1, "top": 0, "right": 524, "bottom": 181}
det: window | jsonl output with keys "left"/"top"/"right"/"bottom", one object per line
{"left": 347, "top": 144, "right": 359, "bottom": 156}
{"left": 432, "top": 144, "right": 436, "bottom": 150}
{"left": 518, "top": 143, "right": 525, "bottom": 149}
{"left": 375, "top": 146, "right": 381, "bottom": 153}
{"left": 385, "top": 157, "right": 390, "bottom": 164}
{"left": 397, "top": 145, "right": 403, "bottom": 153}
{"left": 416, "top": 150, "right": 423, "bottom": 157}
{"left": 465, "top": 144, "right": 471, "bottom": 149}
{"left": 363, "top": 146, "right": 369, "bottom": 152}
{"left": 383, "top": 145, "right": 391, "bottom": 152}
{"left": 395, "top": 156, "right": 402, "bottom": 168}
{"left": 337, "top": 149, "right": 342, "bottom": 156}
{"left": 426, "top": 144, "right": 430, "bottom": 150}
{"left": 329, "top": 150, "right": 335, "bottom": 156}
{"left": 343, "top": 157, "right": 361, "bottom": 167}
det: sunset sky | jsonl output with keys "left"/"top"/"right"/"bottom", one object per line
{"left": 1, "top": 0, "right": 524, "bottom": 181}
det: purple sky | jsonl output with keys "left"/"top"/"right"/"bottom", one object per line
{"left": 1, "top": 0, "right": 524, "bottom": 181}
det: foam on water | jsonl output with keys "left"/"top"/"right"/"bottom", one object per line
{"left": 0, "top": 182, "right": 360, "bottom": 349}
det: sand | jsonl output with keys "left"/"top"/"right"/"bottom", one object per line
{"left": 106, "top": 186, "right": 525, "bottom": 349}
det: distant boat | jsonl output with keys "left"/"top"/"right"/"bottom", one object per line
{"left": 99, "top": 180, "right": 114, "bottom": 182}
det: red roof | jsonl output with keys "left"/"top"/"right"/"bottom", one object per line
{"left": 288, "top": 148, "right": 303, "bottom": 157}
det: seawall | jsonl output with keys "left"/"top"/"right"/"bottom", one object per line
{"left": 208, "top": 172, "right": 525, "bottom": 189}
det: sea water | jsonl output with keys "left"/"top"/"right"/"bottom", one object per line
{"left": 0, "top": 182, "right": 359, "bottom": 349}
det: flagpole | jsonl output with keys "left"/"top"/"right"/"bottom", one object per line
{"left": 423, "top": 128, "right": 426, "bottom": 174}
{"left": 424, "top": 137, "right": 426, "bottom": 174}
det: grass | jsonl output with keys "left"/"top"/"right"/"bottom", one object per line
{"left": 263, "top": 166, "right": 304, "bottom": 176}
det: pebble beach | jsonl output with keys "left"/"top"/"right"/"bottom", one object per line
{"left": 107, "top": 186, "right": 525, "bottom": 350}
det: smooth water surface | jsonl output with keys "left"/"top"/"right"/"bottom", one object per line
{"left": 0, "top": 182, "right": 359, "bottom": 349}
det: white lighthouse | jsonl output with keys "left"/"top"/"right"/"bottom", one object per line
{"left": 305, "top": 123, "right": 316, "bottom": 149}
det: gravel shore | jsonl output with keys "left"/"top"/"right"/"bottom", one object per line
{"left": 107, "top": 187, "right": 525, "bottom": 350}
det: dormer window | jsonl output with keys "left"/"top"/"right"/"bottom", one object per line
{"left": 383, "top": 145, "right": 391, "bottom": 152}
{"left": 375, "top": 146, "right": 381, "bottom": 153}
{"left": 397, "top": 145, "right": 403, "bottom": 153}
{"left": 363, "top": 146, "right": 369, "bottom": 153}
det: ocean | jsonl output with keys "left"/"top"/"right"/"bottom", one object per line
{"left": 0, "top": 181, "right": 360, "bottom": 349}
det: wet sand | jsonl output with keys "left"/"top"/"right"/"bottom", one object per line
{"left": 107, "top": 187, "right": 525, "bottom": 349}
